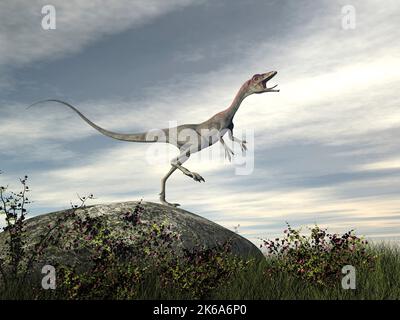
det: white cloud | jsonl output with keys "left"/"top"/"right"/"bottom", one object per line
{"left": 2, "top": 0, "right": 400, "bottom": 244}
{"left": 358, "top": 158, "right": 400, "bottom": 171}
{"left": 0, "top": 0, "right": 201, "bottom": 91}
{"left": 0, "top": 0, "right": 198, "bottom": 68}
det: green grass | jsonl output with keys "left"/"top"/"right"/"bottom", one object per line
{"left": 212, "top": 244, "right": 400, "bottom": 299}
{"left": 1, "top": 243, "right": 399, "bottom": 300}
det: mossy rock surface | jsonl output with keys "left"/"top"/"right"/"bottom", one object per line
{"left": 0, "top": 201, "right": 263, "bottom": 272}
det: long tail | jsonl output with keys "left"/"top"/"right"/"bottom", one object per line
{"left": 28, "top": 99, "right": 157, "bottom": 143}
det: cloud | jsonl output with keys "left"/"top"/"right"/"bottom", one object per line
{"left": 0, "top": 0, "right": 201, "bottom": 92}
{"left": 1, "top": 0, "right": 400, "bottom": 244}
{"left": 357, "top": 157, "right": 400, "bottom": 171}
{"left": 0, "top": 0, "right": 199, "bottom": 67}
{"left": 3, "top": 0, "right": 400, "bottom": 153}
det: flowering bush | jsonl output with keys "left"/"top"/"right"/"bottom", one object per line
{"left": 51, "top": 200, "right": 180, "bottom": 299}
{"left": 0, "top": 174, "right": 32, "bottom": 289}
{"left": 160, "top": 241, "right": 252, "bottom": 299}
{"left": 49, "top": 201, "right": 248, "bottom": 299}
{"left": 261, "top": 223, "right": 376, "bottom": 286}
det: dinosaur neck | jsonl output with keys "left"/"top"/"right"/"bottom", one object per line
{"left": 225, "top": 85, "right": 249, "bottom": 122}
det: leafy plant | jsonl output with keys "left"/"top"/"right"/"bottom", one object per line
{"left": 261, "top": 223, "right": 376, "bottom": 286}
{"left": 51, "top": 201, "right": 249, "bottom": 300}
{"left": 0, "top": 172, "right": 96, "bottom": 295}
{"left": 0, "top": 174, "right": 31, "bottom": 289}
{"left": 160, "top": 241, "right": 252, "bottom": 299}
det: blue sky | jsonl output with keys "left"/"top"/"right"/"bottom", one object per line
{"left": 1, "top": 0, "right": 400, "bottom": 245}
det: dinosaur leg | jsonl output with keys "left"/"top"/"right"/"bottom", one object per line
{"left": 159, "top": 147, "right": 205, "bottom": 207}
{"left": 174, "top": 163, "right": 205, "bottom": 182}
{"left": 172, "top": 149, "right": 205, "bottom": 183}
{"left": 160, "top": 165, "right": 180, "bottom": 207}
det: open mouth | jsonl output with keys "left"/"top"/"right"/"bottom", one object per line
{"left": 261, "top": 72, "right": 278, "bottom": 89}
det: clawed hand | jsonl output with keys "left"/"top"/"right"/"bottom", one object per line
{"left": 224, "top": 146, "right": 234, "bottom": 162}
{"left": 240, "top": 140, "right": 247, "bottom": 152}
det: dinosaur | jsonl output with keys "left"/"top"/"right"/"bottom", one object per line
{"left": 29, "top": 71, "right": 279, "bottom": 207}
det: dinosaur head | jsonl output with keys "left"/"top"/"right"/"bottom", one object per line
{"left": 244, "top": 71, "right": 279, "bottom": 95}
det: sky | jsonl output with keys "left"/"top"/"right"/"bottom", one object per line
{"left": 1, "top": 0, "right": 400, "bottom": 246}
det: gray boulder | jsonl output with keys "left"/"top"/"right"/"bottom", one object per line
{"left": 0, "top": 201, "right": 263, "bottom": 272}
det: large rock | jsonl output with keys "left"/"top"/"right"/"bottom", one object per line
{"left": 0, "top": 201, "right": 263, "bottom": 271}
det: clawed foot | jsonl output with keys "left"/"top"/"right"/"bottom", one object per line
{"left": 160, "top": 193, "right": 180, "bottom": 207}
{"left": 163, "top": 201, "right": 180, "bottom": 207}
{"left": 187, "top": 171, "right": 205, "bottom": 182}
{"left": 160, "top": 198, "right": 180, "bottom": 207}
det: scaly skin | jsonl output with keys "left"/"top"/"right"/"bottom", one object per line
{"left": 29, "top": 71, "right": 279, "bottom": 207}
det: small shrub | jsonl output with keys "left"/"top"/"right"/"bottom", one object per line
{"left": 52, "top": 202, "right": 249, "bottom": 299}
{"left": 121, "top": 201, "right": 143, "bottom": 226}
{"left": 46, "top": 201, "right": 178, "bottom": 299}
{"left": 160, "top": 241, "right": 252, "bottom": 299}
{"left": 261, "top": 223, "right": 376, "bottom": 286}
{"left": 0, "top": 174, "right": 32, "bottom": 290}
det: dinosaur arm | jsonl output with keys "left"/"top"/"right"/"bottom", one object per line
{"left": 219, "top": 136, "right": 234, "bottom": 161}
{"left": 28, "top": 99, "right": 157, "bottom": 143}
{"left": 228, "top": 130, "right": 247, "bottom": 152}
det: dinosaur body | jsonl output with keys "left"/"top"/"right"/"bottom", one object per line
{"left": 29, "top": 71, "right": 279, "bottom": 206}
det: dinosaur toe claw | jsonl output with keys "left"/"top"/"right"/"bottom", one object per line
{"left": 190, "top": 172, "right": 205, "bottom": 183}
{"left": 160, "top": 199, "right": 180, "bottom": 207}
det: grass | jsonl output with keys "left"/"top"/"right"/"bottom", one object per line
{"left": 1, "top": 243, "right": 399, "bottom": 300}
{"left": 212, "top": 244, "right": 400, "bottom": 300}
